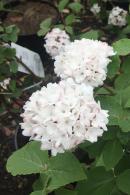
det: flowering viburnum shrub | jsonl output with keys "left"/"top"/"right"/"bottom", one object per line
{"left": 54, "top": 39, "right": 115, "bottom": 87}
{"left": 6, "top": 1, "right": 130, "bottom": 195}
{"left": 21, "top": 78, "right": 108, "bottom": 156}
{"left": 44, "top": 28, "right": 70, "bottom": 59}
{"left": 108, "top": 6, "right": 128, "bottom": 27}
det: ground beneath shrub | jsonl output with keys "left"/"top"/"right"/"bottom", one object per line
{"left": 0, "top": 129, "right": 37, "bottom": 195}
{"left": 4, "top": 1, "right": 58, "bottom": 35}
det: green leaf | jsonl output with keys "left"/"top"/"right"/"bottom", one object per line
{"left": 30, "top": 191, "right": 46, "bottom": 195}
{"left": 118, "top": 118, "right": 130, "bottom": 132}
{"left": 3, "top": 25, "right": 19, "bottom": 42}
{"left": 113, "top": 39, "right": 130, "bottom": 56}
{"left": 68, "top": 2, "right": 83, "bottom": 13}
{"left": 117, "top": 131, "right": 130, "bottom": 145}
{"left": 9, "top": 80, "right": 16, "bottom": 92}
{"left": 0, "top": 1, "right": 4, "bottom": 10}
{"left": 95, "top": 154, "right": 105, "bottom": 167}
{"left": 40, "top": 18, "right": 52, "bottom": 29}
{"left": 122, "top": 56, "right": 130, "bottom": 74}
{"left": 110, "top": 187, "right": 122, "bottom": 195}
{"left": 65, "top": 26, "right": 73, "bottom": 35}
{"left": 125, "top": 99, "right": 130, "bottom": 108}
{"left": 116, "top": 169, "right": 130, "bottom": 194}
{"left": 33, "top": 174, "right": 49, "bottom": 191}
{"left": 97, "top": 96, "right": 122, "bottom": 126}
{"left": 6, "top": 48, "right": 16, "bottom": 58}
{"left": 46, "top": 152, "right": 86, "bottom": 191}
{"left": 7, "top": 142, "right": 86, "bottom": 190}
{"left": 85, "top": 141, "right": 105, "bottom": 159}
{"left": 57, "top": 0, "right": 69, "bottom": 11}
{"left": 107, "top": 55, "right": 120, "bottom": 78}
{"left": 115, "top": 87, "right": 130, "bottom": 109}
{"left": 54, "top": 24, "right": 64, "bottom": 30}
{"left": 10, "top": 60, "right": 18, "bottom": 73}
{"left": 65, "top": 14, "right": 76, "bottom": 25}
{"left": 76, "top": 167, "right": 115, "bottom": 195}
{"left": 37, "top": 29, "right": 50, "bottom": 37}
{"left": 0, "top": 47, "right": 16, "bottom": 61}
{"left": 102, "top": 127, "right": 119, "bottom": 141}
{"left": 55, "top": 188, "right": 77, "bottom": 195}
{"left": 115, "top": 154, "right": 130, "bottom": 175}
{"left": 6, "top": 141, "right": 49, "bottom": 176}
{"left": 38, "top": 18, "right": 52, "bottom": 36}
{"left": 115, "top": 73, "right": 130, "bottom": 90}
{"left": 103, "top": 140, "right": 123, "bottom": 170}
{"left": 34, "top": 154, "right": 86, "bottom": 192}
{"left": 122, "top": 25, "right": 130, "bottom": 34}
{"left": 80, "top": 30, "right": 99, "bottom": 40}
{"left": 0, "top": 26, "right": 4, "bottom": 32}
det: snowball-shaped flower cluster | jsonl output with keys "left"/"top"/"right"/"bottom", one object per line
{"left": 108, "top": 7, "right": 127, "bottom": 27}
{"left": 44, "top": 28, "right": 70, "bottom": 59}
{"left": 0, "top": 78, "right": 10, "bottom": 90}
{"left": 54, "top": 39, "right": 115, "bottom": 87}
{"left": 90, "top": 3, "right": 101, "bottom": 15}
{"left": 21, "top": 78, "right": 108, "bottom": 156}
{"left": 22, "top": 34, "right": 113, "bottom": 155}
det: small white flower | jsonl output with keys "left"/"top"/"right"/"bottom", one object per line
{"left": 108, "top": 7, "right": 127, "bottom": 27}
{"left": 54, "top": 39, "right": 115, "bottom": 87}
{"left": 44, "top": 28, "right": 70, "bottom": 59}
{"left": 0, "top": 78, "right": 10, "bottom": 90}
{"left": 21, "top": 78, "right": 109, "bottom": 156}
{"left": 90, "top": 3, "right": 101, "bottom": 15}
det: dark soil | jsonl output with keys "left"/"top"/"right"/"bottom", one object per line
{"left": 0, "top": 129, "right": 37, "bottom": 195}
{"left": 4, "top": 1, "right": 58, "bottom": 35}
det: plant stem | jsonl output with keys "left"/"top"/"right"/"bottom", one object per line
{"left": 103, "top": 84, "right": 115, "bottom": 95}
{"left": 22, "top": 81, "right": 43, "bottom": 91}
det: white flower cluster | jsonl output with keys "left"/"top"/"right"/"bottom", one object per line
{"left": 21, "top": 78, "right": 108, "bottom": 156}
{"left": 44, "top": 28, "right": 70, "bottom": 59}
{"left": 90, "top": 3, "right": 101, "bottom": 15}
{"left": 54, "top": 39, "right": 115, "bottom": 87}
{"left": 108, "top": 6, "right": 127, "bottom": 27}
{"left": 0, "top": 78, "right": 10, "bottom": 90}
{"left": 22, "top": 33, "right": 113, "bottom": 155}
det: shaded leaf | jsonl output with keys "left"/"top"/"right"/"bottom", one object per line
{"left": 107, "top": 55, "right": 120, "bottom": 78}
{"left": 80, "top": 30, "right": 99, "bottom": 40}
{"left": 76, "top": 167, "right": 115, "bottom": 195}
{"left": 103, "top": 140, "right": 123, "bottom": 170}
{"left": 113, "top": 39, "right": 130, "bottom": 56}
{"left": 65, "top": 14, "right": 76, "bottom": 25}
{"left": 68, "top": 2, "right": 83, "bottom": 13}
{"left": 58, "top": 0, "right": 69, "bottom": 11}
{"left": 116, "top": 169, "right": 130, "bottom": 194}
{"left": 65, "top": 26, "right": 73, "bottom": 35}
{"left": 55, "top": 188, "right": 77, "bottom": 195}
{"left": 46, "top": 152, "right": 86, "bottom": 191}
{"left": 30, "top": 190, "right": 46, "bottom": 195}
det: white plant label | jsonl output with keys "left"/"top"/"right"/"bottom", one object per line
{"left": 11, "top": 43, "right": 45, "bottom": 78}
